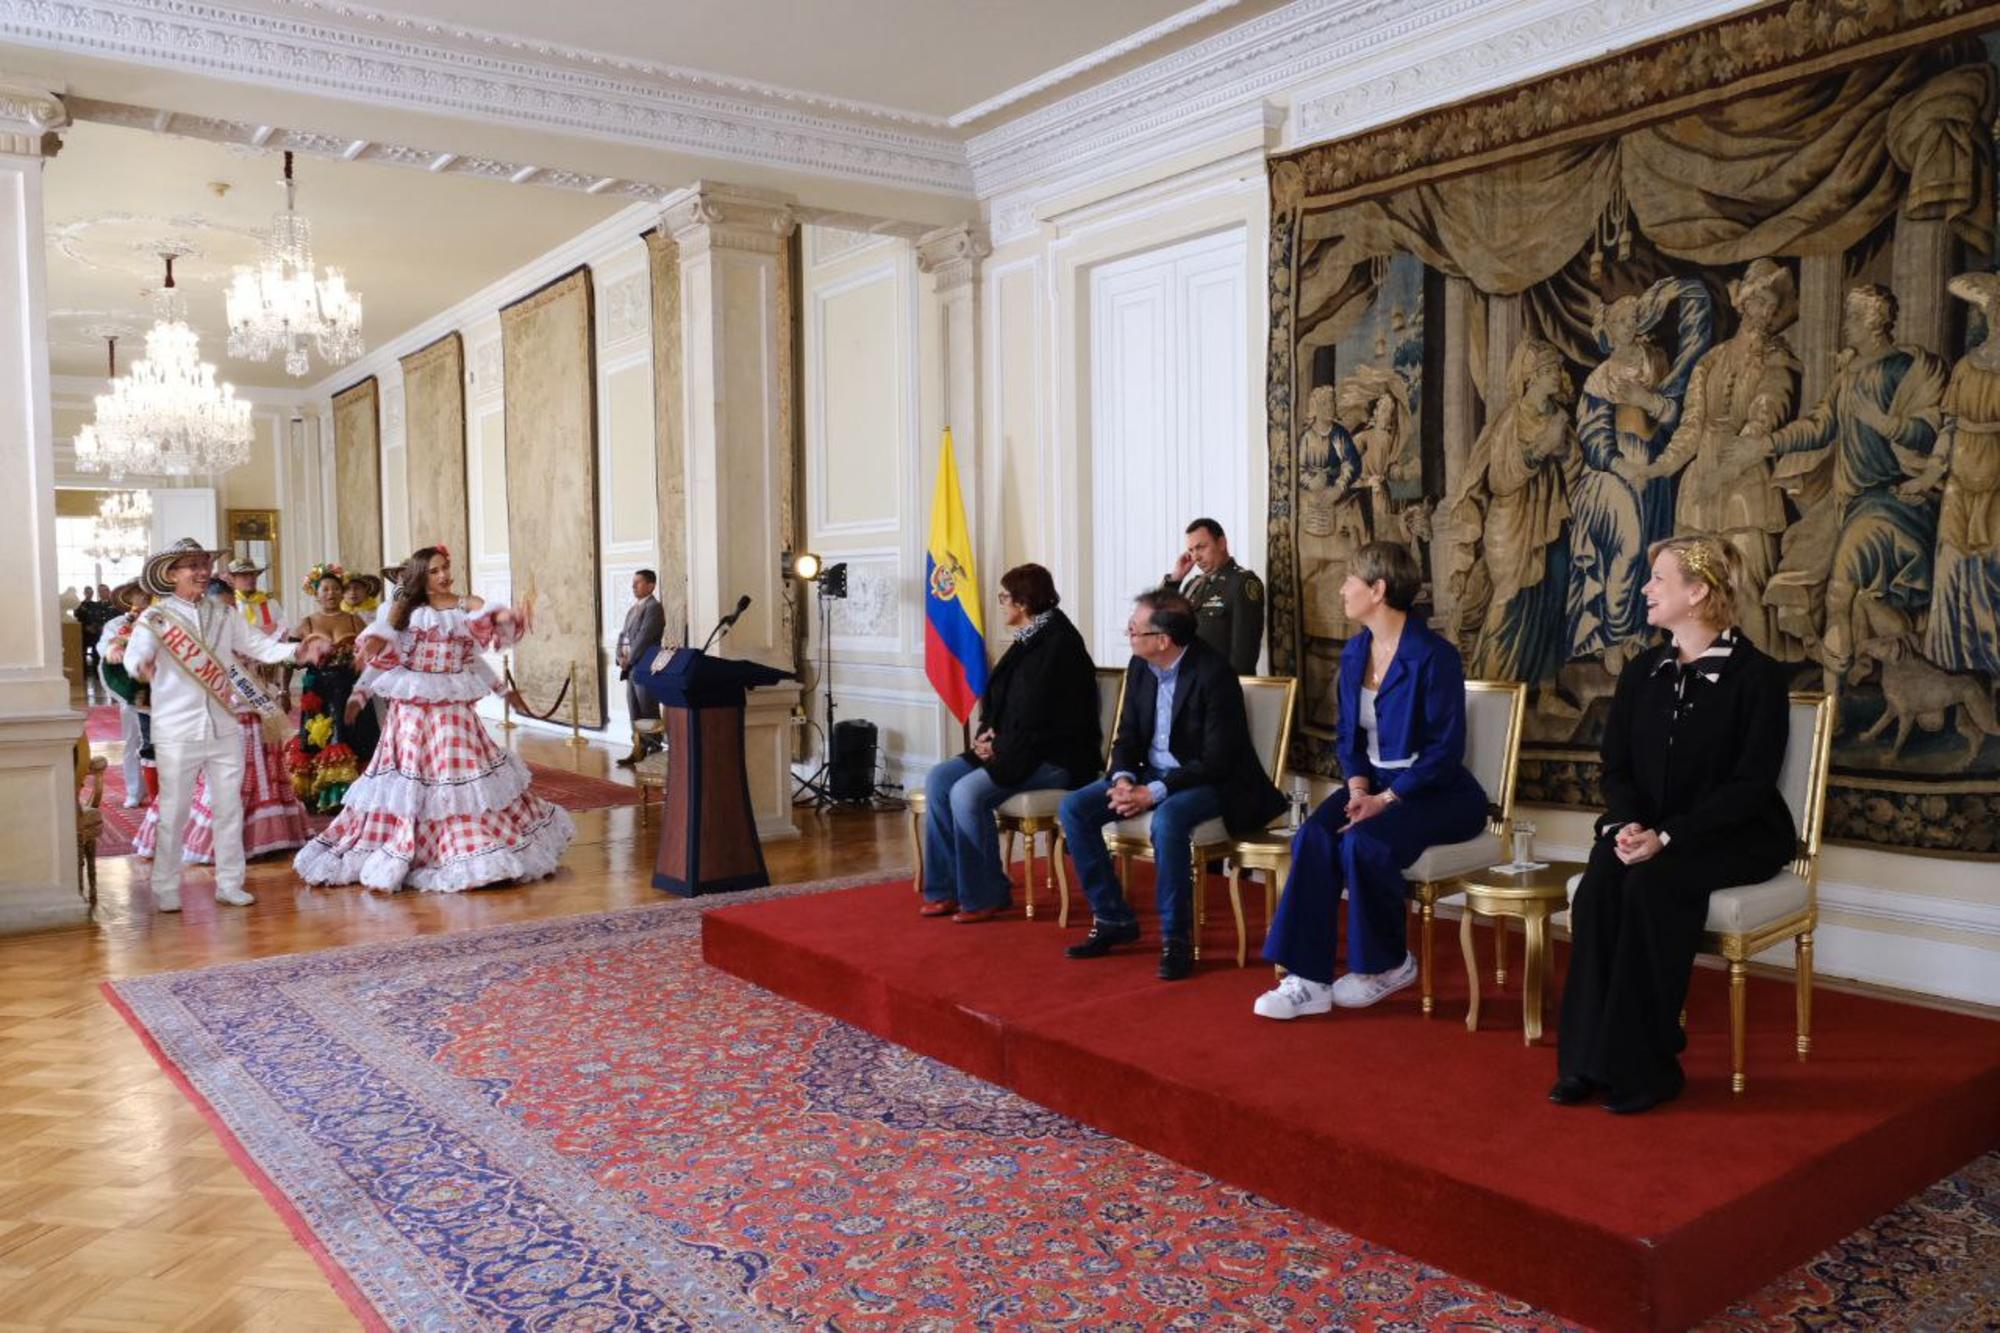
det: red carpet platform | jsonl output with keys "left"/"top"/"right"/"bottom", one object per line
{"left": 703, "top": 877, "right": 2000, "bottom": 1331}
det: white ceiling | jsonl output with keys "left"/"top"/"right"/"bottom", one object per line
{"left": 216, "top": 0, "right": 1221, "bottom": 123}
{"left": 44, "top": 119, "right": 627, "bottom": 390}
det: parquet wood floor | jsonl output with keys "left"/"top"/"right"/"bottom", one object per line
{"left": 0, "top": 706, "right": 909, "bottom": 1330}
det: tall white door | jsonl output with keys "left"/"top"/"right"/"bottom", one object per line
{"left": 150, "top": 486, "right": 218, "bottom": 550}
{"left": 1087, "top": 228, "right": 1250, "bottom": 664}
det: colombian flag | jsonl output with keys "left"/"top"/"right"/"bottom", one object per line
{"left": 924, "top": 428, "right": 988, "bottom": 721}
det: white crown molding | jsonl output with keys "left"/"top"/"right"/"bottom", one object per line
{"left": 0, "top": 0, "right": 971, "bottom": 193}
{"left": 65, "top": 96, "right": 673, "bottom": 202}
{"left": 949, "top": 0, "right": 1251, "bottom": 128}
{"left": 967, "top": 0, "right": 1761, "bottom": 204}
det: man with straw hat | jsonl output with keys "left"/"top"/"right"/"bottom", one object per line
{"left": 125, "top": 538, "right": 330, "bottom": 912}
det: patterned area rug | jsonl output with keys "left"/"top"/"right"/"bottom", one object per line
{"left": 106, "top": 877, "right": 2000, "bottom": 1330}
{"left": 91, "top": 748, "right": 638, "bottom": 858}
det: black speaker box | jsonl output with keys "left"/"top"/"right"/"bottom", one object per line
{"left": 829, "top": 719, "right": 878, "bottom": 801}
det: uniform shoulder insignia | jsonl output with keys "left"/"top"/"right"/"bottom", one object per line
{"left": 1245, "top": 573, "right": 1263, "bottom": 603}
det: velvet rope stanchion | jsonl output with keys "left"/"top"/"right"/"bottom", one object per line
{"left": 566, "top": 661, "right": 586, "bottom": 749}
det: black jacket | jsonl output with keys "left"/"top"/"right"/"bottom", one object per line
{"left": 1596, "top": 635, "right": 1796, "bottom": 863}
{"left": 1108, "top": 636, "right": 1287, "bottom": 836}
{"left": 972, "top": 609, "right": 1101, "bottom": 788}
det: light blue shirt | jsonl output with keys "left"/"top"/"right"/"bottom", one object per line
{"left": 1114, "top": 648, "right": 1185, "bottom": 805}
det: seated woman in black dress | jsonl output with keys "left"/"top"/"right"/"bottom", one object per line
{"left": 1553, "top": 534, "right": 1795, "bottom": 1114}
{"left": 919, "top": 563, "right": 1100, "bottom": 922}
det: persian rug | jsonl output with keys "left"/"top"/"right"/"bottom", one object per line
{"left": 106, "top": 876, "right": 1998, "bottom": 1330}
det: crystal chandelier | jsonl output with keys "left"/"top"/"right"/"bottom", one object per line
{"left": 226, "top": 151, "right": 364, "bottom": 377}
{"left": 73, "top": 336, "right": 162, "bottom": 481}
{"left": 90, "top": 254, "right": 254, "bottom": 477}
{"left": 84, "top": 490, "right": 152, "bottom": 566}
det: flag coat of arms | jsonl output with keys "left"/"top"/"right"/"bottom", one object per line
{"left": 924, "top": 428, "right": 988, "bottom": 721}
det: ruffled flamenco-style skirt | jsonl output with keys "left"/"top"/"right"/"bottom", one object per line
{"left": 293, "top": 696, "right": 574, "bottom": 893}
{"left": 133, "top": 713, "right": 311, "bottom": 863}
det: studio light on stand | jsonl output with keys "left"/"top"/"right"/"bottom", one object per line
{"left": 784, "top": 550, "right": 874, "bottom": 809}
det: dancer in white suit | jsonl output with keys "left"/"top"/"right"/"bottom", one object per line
{"left": 124, "top": 539, "right": 329, "bottom": 912}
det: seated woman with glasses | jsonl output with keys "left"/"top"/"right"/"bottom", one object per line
{"left": 920, "top": 564, "right": 1101, "bottom": 922}
{"left": 1255, "top": 540, "right": 1489, "bottom": 1018}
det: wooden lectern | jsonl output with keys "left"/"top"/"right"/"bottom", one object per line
{"left": 630, "top": 645, "right": 795, "bottom": 896}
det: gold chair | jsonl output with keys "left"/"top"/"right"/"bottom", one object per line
{"left": 74, "top": 735, "right": 106, "bottom": 910}
{"left": 996, "top": 668, "right": 1125, "bottom": 926}
{"left": 1404, "top": 680, "right": 1527, "bottom": 1015}
{"left": 1104, "top": 675, "right": 1297, "bottom": 963}
{"left": 631, "top": 720, "right": 667, "bottom": 828}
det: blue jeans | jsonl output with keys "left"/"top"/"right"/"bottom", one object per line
{"left": 923, "top": 755, "right": 1071, "bottom": 911}
{"left": 1057, "top": 772, "right": 1225, "bottom": 942}
{"left": 1262, "top": 772, "right": 1488, "bottom": 982}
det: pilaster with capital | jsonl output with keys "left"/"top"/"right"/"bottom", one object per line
{"left": 0, "top": 79, "right": 81, "bottom": 926}
{"left": 916, "top": 222, "right": 993, "bottom": 670}
{"left": 659, "top": 181, "right": 802, "bottom": 840}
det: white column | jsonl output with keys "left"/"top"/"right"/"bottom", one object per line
{"left": 0, "top": 80, "right": 82, "bottom": 929}
{"left": 662, "top": 182, "right": 803, "bottom": 841}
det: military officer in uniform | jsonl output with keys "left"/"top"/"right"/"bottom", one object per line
{"left": 1162, "top": 517, "right": 1265, "bottom": 674}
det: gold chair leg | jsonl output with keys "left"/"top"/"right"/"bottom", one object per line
{"left": 1022, "top": 829, "right": 1038, "bottom": 920}
{"left": 1227, "top": 864, "right": 1247, "bottom": 967}
{"left": 1460, "top": 906, "right": 1481, "bottom": 1032}
{"left": 1729, "top": 959, "right": 1749, "bottom": 1095}
{"left": 1053, "top": 831, "right": 1072, "bottom": 928}
{"left": 910, "top": 806, "right": 925, "bottom": 897}
{"left": 1419, "top": 897, "right": 1436, "bottom": 1016}
{"left": 1796, "top": 932, "right": 1814, "bottom": 1061}
{"left": 1494, "top": 914, "right": 1509, "bottom": 988}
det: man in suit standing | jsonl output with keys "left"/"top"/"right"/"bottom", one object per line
{"left": 1163, "top": 518, "right": 1265, "bottom": 674}
{"left": 615, "top": 569, "right": 668, "bottom": 767}
{"left": 1057, "top": 589, "right": 1286, "bottom": 979}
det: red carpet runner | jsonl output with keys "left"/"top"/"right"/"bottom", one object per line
{"left": 702, "top": 877, "right": 2000, "bottom": 1332}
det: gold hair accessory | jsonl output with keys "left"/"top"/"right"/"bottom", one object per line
{"left": 1677, "top": 541, "right": 1724, "bottom": 588}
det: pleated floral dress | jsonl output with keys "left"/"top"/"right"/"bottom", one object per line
{"left": 293, "top": 600, "right": 574, "bottom": 892}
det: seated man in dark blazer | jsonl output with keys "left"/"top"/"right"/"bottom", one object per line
{"left": 1057, "top": 589, "right": 1286, "bottom": 979}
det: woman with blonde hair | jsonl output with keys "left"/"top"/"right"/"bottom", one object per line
{"left": 1552, "top": 534, "right": 1795, "bottom": 1114}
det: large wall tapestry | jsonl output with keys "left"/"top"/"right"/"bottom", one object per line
{"left": 331, "top": 377, "right": 382, "bottom": 575}
{"left": 500, "top": 266, "right": 605, "bottom": 729}
{"left": 1267, "top": 0, "right": 2000, "bottom": 857}
{"left": 398, "top": 333, "right": 470, "bottom": 567}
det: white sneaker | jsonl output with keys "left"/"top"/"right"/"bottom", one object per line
{"left": 215, "top": 885, "right": 256, "bottom": 907}
{"left": 1253, "top": 973, "right": 1335, "bottom": 1020}
{"left": 155, "top": 889, "right": 181, "bottom": 913}
{"left": 122, "top": 795, "right": 143, "bottom": 809}
{"left": 1331, "top": 954, "right": 1419, "bottom": 1009}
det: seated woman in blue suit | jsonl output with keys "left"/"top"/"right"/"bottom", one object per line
{"left": 1255, "top": 541, "right": 1489, "bottom": 1017}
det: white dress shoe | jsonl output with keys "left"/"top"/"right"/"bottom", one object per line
{"left": 156, "top": 889, "right": 181, "bottom": 913}
{"left": 215, "top": 885, "right": 255, "bottom": 907}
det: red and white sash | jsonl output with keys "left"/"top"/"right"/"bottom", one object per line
{"left": 139, "top": 605, "right": 282, "bottom": 719}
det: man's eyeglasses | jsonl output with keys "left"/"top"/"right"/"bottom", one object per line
{"left": 1125, "top": 625, "right": 1166, "bottom": 639}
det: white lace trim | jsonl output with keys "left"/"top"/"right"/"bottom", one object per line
{"left": 335, "top": 753, "right": 533, "bottom": 819}
{"left": 359, "top": 668, "right": 499, "bottom": 703}
{"left": 293, "top": 802, "right": 574, "bottom": 893}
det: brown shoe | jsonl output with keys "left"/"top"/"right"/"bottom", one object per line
{"left": 918, "top": 900, "right": 958, "bottom": 917}
{"left": 952, "top": 908, "right": 1003, "bottom": 924}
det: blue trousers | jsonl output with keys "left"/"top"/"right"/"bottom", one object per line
{"left": 923, "top": 754, "right": 1071, "bottom": 911}
{"left": 1263, "top": 773, "right": 1488, "bottom": 982}
{"left": 1058, "top": 772, "right": 1224, "bottom": 942}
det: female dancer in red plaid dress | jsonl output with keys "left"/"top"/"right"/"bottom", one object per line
{"left": 294, "top": 546, "right": 575, "bottom": 892}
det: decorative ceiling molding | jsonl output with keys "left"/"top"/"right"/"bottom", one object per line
{"left": 65, "top": 96, "right": 675, "bottom": 201}
{"left": 948, "top": 0, "right": 1251, "bottom": 128}
{"left": 0, "top": 0, "right": 971, "bottom": 193}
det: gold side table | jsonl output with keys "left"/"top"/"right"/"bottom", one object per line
{"left": 1226, "top": 827, "right": 1295, "bottom": 969}
{"left": 1456, "top": 859, "right": 1583, "bottom": 1045}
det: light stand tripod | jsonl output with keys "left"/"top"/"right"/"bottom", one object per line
{"left": 790, "top": 561, "right": 850, "bottom": 809}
